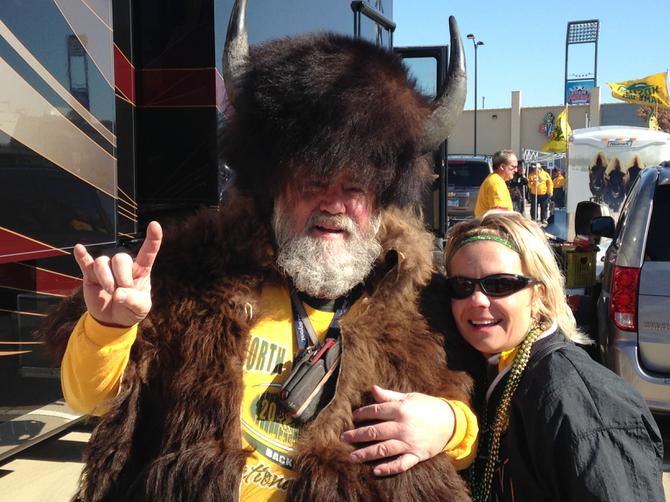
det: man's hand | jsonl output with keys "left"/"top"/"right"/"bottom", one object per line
{"left": 73, "top": 221, "right": 163, "bottom": 328}
{"left": 341, "top": 385, "right": 455, "bottom": 477}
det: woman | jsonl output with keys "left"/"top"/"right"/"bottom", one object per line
{"left": 446, "top": 212, "right": 664, "bottom": 501}
{"left": 344, "top": 212, "right": 664, "bottom": 502}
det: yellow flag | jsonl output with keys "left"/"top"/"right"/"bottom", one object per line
{"left": 542, "top": 108, "right": 571, "bottom": 152}
{"left": 608, "top": 71, "right": 669, "bottom": 108}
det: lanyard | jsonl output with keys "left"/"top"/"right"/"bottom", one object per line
{"left": 289, "top": 288, "right": 351, "bottom": 352}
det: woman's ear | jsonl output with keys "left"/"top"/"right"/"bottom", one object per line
{"left": 531, "top": 283, "right": 546, "bottom": 319}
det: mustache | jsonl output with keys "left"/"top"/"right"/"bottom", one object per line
{"left": 305, "top": 212, "right": 357, "bottom": 233}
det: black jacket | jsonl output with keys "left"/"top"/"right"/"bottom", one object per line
{"left": 483, "top": 333, "right": 664, "bottom": 502}
{"left": 507, "top": 173, "right": 528, "bottom": 202}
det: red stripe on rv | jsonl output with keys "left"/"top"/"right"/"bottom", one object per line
{"left": 114, "top": 45, "right": 136, "bottom": 105}
{"left": 0, "top": 229, "right": 68, "bottom": 264}
{"left": 0, "top": 263, "right": 81, "bottom": 296}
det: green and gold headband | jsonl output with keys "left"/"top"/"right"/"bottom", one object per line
{"left": 446, "top": 234, "right": 519, "bottom": 264}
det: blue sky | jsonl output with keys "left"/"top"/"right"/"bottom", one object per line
{"left": 394, "top": 0, "right": 670, "bottom": 110}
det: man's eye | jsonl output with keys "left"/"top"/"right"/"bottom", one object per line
{"left": 344, "top": 185, "right": 364, "bottom": 193}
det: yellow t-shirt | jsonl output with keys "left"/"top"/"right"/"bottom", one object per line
{"left": 61, "top": 285, "right": 478, "bottom": 501}
{"left": 239, "top": 285, "right": 334, "bottom": 501}
{"left": 553, "top": 174, "right": 565, "bottom": 189}
{"left": 474, "top": 172, "right": 513, "bottom": 217}
{"left": 528, "top": 170, "right": 554, "bottom": 195}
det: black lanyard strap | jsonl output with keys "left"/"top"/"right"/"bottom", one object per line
{"left": 289, "top": 287, "right": 351, "bottom": 352}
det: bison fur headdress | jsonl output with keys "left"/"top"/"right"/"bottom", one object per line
{"left": 220, "top": 0, "right": 466, "bottom": 214}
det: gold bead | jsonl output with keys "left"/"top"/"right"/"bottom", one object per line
{"left": 470, "top": 322, "right": 543, "bottom": 502}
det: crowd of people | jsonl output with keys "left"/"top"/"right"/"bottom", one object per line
{"left": 475, "top": 152, "right": 570, "bottom": 226}
{"left": 38, "top": 5, "right": 663, "bottom": 501}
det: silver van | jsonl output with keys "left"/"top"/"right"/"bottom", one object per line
{"left": 590, "top": 164, "right": 670, "bottom": 412}
{"left": 446, "top": 155, "right": 493, "bottom": 221}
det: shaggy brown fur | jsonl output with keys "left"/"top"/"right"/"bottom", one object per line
{"left": 221, "top": 33, "right": 434, "bottom": 219}
{"left": 37, "top": 190, "right": 473, "bottom": 502}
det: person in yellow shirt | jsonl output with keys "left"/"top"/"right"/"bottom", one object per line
{"left": 474, "top": 149, "right": 518, "bottom": 217}
{"left": 39, "top": 6, "right": 478, "bottom": 502}
{"left": 552, "top": 167, "right": 566, "bottom": 208}
{"left": 528, "top": 163, "right": 554, "bottom": 224}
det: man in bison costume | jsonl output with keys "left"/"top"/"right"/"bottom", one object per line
{"left": 39, "top": 1, "right": 477, "bottom": 500}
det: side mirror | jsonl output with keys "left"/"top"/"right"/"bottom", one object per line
{"left": 575, "top": 200, "right": 606, "bottom": 235}
{"left": 590, "top": 216, "right": 615, "bottom": 238}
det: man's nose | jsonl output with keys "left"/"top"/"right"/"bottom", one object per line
{"left": 319, "top": 188, "right": 347, "bottom": 214}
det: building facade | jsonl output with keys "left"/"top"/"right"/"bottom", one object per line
{"left": 448, "top": 87, "right": 647, "bottom": 160}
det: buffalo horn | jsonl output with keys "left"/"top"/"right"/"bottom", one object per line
{"left": 223, "top": 0, "right": 249, "bottom": 108}
{"left": 421, "top": 16, "right": 467, "bottom": 153}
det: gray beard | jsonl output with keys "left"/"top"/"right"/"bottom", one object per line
{"left": 272, "top": 206, "right": 382, "bottom": 300}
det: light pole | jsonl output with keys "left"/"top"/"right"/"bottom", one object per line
{"left": 466, "top": 34, "right": 484, "bottom": 156}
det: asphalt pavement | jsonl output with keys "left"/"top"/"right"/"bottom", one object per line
{"left": 0, "top": 422, "right": 90, "bottom": 502}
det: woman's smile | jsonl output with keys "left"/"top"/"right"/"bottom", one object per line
{"left": 449, "top": 240, "right": 537, "bottom": 357}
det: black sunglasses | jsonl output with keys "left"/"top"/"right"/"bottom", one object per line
{"left": 446, "top": 274, "right": 537, "bottom": 300}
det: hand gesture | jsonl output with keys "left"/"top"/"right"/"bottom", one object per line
{"left": 73, "top": 221, "right": 163, "bottom": 328}
{"left": 340, "top": 385, "right": 455, "bottom": 476}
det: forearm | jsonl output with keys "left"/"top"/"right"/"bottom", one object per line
{"left": 61, "top": 313, "right": 136, "bottom": 415}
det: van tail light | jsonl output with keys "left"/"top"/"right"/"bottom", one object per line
{"left": 609, "top": 265, "right": 640, "bottom": 331}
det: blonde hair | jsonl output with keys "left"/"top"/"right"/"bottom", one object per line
{"left": 444, "top": 211, "right": 589, "bottom": 344}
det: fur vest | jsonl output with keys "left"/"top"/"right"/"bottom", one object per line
{"left": 39, "top": 191, "right": 473, "bottom": 502}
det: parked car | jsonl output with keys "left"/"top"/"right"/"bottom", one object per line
{"left": 446, "top": 154, "right": 492, "bottom": 222}
{"left": 590, "top": 164, "right": 670, "bottom": 412}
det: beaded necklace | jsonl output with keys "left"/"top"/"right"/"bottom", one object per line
{"left": 470, "top": 321, "right": 544, "bottom": 502}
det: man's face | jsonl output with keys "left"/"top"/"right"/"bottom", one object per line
{"left": 272, "top": 174, "right": 382, "bottom": 299}
{"left": 284, "top": 174, "right": 377, "bottom": 239}
{"left": 498, "top": 155, "right": 518, "bottom": 181}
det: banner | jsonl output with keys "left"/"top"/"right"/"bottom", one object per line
{"left": 542, "top": 108, "right": 571, "bottom": 152}
{"left": 608, "top": 72, "right": 669, "bottom": 108}
{"left": 565, "top": 79, "right": 595, "bottom": 105}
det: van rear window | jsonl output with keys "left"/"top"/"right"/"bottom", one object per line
{"left": 447, "top": 161, "right": 490, "bottom": 187}
{"left": 645, "top": 185, "right": 670, "bottom": 261}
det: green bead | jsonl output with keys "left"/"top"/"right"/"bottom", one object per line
{"left": 470, "top": 322, "right": 543, "bottom": 501}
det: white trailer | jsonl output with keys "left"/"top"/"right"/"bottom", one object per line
{"left": 566, "top": 126, "right": 670, "bottom": 239}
